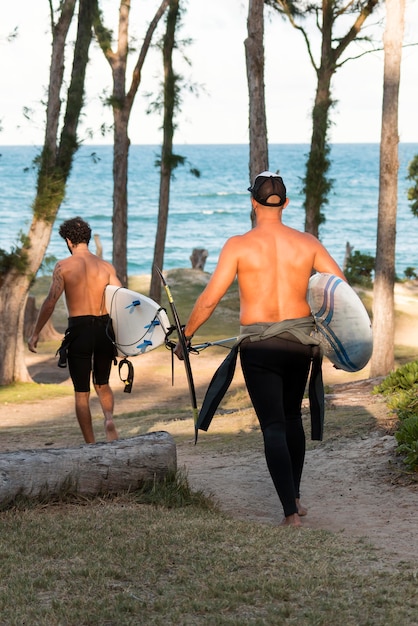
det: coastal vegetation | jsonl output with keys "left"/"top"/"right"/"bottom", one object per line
{"left": 374, "top": 360, "right": 418, "bottom": 471}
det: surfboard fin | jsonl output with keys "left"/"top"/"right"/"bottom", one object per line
{"left": 125, "top": 299, "right": 141, "bottom": 310}
{"left": 137, "top": 339, "right": 153, "bottom": 351}
{"left": 144, "top": 319, "right": 161, "bottom": 329}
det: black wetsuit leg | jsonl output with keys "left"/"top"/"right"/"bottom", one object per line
{"left": 240, "top": 335, "right": 312, "bottom": 517}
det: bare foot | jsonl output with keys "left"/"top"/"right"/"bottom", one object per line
{"left": 105, "top": 419, "right": 119, "bottom": 442}
{"left": 296, "top": 498, "right": 308, "bottom": 516}
{"left": 280, "top": 513, "right": 302, "bottom": 527}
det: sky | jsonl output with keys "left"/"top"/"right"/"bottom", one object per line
{"left": 1, "top": 0, "right": 418, "bottom": 146}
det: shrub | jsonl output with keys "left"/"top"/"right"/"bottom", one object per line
{"left": 345, "top": 250, "right": 375, "bottom": 288}
{"left": 404, "top": 266, "right": 418, "bottom": 280}
{"left": 374, "top": 361, "right": 418, "bottom": 472}
{"left": 395, "top": 416, "right": 418, "bottom": 471}
{"left": 374, "top": 361, "right": 418, "bottom": 395}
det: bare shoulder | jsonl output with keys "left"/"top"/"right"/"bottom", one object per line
{"left": 99, "top": 257, "right": 121, "bottom": 285}
{"left": 291, "top": 229, "right": 330, "bottom": 252}
{"left": 218, "top": 233, "right": 246, "bottom": 255}
{"left": 225, "top": 232, "right": 247, "bottom": 245}
{"left": 55, "top": 256, "right": 72, "bottom": 270}
{"left": 98, "top": 257, "right": 115, "bottom": 270}
{"left": 285, "top": 227, "right": 319, "bottom": 245}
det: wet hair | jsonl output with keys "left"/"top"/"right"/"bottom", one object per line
{"left": 59, "top": 217, "right": 91, "bottom": 245}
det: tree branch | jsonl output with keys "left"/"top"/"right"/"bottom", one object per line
{"left": 334, "top": 0, "right": 380, "bottom": 61}
{"left": 126, "top": 0, "right": 170, "bottom": 108}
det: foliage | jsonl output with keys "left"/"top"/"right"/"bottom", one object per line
{"left": 154, "top": 152, "right": 201, "bottom": 179}
{"left": 302, "top": 106, "right": 334, "bottom": 229}
{"left": 374, "top": 361, "right": 418, "bottom": 395}
{"left": 404, "top": 266, "right": 418, "bottom": 280}
{"left": 344, "top": 249, "right": 375, "bottom": 287}
{"left": 407, "top": 153, "right": 418, "bottom": 217}
{"left": 374, "top": 361, "right": 418, "bottom": 471}
{"left": 38, "top": 254, "right": 58, "bottom": 276}
{"left": 395, "top": 415, "right": 418, "bottom": 471}
{"left": 0, "top": 233, "right": 30, "bottom": 279}
{"left": 32, "top": 167, "right": 68, "bottom": 222}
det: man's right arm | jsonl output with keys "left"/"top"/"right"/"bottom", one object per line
{"left": 183, "top": 237, "right": 239, "bottom": 338}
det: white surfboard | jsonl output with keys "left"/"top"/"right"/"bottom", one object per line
{"left": 307, "top": 273, "right": 373, "bottom": 372}
{"left": 105, "top": 285, "right": 171, "bottom": 357}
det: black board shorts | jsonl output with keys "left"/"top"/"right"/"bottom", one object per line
{"left": 66, "top": 315, "right": 116, "bottom": 392}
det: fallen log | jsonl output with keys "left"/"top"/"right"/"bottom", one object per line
{"left": 0, "top": 431, "right": 176, "bottom": 507}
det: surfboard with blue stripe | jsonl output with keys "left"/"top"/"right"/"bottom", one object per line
{"left": 308, "top": 273, "right": 373, "bottom": 372}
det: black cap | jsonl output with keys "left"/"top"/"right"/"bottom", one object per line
{"left": 248, "top": 171, "right": 287, "bottom": 207}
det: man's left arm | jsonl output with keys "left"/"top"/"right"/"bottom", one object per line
{"left": 313, "top": 239, "right": 347, "bottom": 282}
{"left": 27, "top": 263, "right": 65, "bottom": 352}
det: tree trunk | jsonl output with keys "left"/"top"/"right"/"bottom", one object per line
{"left": 0, "top": 432, "right": 176, "bottom": 508}
{"left": 149, "top": 0, "right": 180, "bottom": 304}
{"left": 245, "top": 0, "right": 268, "bottom": 227}
{"left": 112, "top": 112, "right": 130, "bottom": 287}
{"left": 303, "top": 70, "right": 333, "bottom": 237}
{"left": 370, "top": 0, "right": 405, "bottom": 377}
{"left": 0, "top": 272, "right": 32, "bottom": 384}
{"left": 150, "top": 162, "right": 171, "bottom": 303}
{"left": 303, "top": 0, "right": 334, "bottom": 238}
{"left": 93, "top": 0, "right": 169, "bottom": 288}
{"left": 0, "top": 0, "right": 93, "bottom": 385}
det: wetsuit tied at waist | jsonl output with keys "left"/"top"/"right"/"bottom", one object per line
{"left": 196, "top": 316, "right": 325, "bottom": 440}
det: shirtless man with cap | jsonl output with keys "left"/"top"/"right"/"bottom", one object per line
{"left": 177, "top": 172, "right": 346, "bottom": 526}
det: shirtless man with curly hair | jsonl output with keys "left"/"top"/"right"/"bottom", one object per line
{"left": 28, "top": 217, "right": 121, "bottom": 444}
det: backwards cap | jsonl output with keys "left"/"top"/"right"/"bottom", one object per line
{"left": 248, "top": 171, "right": 286, "bottom": 207}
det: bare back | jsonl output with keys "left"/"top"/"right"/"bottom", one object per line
{"left": 184, "top": 208, "right": 346, "bottom": 336}
{"left": 57, "top": 247, "right": 121, "bottom": 317}
{"left": 235, "top": 221, "right": 344, "bottom": 324}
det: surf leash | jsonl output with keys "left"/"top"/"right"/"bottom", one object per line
{"left": 191, "top": 337, "right": 237, "bottom": 353}
{"left": 118, "top": 358, "right": 134, "bottom": 393}
{"left": 154, "top": 266, "right": 199, "bottom": 443}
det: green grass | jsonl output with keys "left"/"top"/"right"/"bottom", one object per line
{"left": 0, "top": 382, "right": 72, "bottom": 404}
{"left": 1, "top": 499, "right": 417, "bottom": 625}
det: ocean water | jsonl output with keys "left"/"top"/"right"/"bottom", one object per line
{"left": 0, "top": 143, "right": 417, "bottom": 277}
